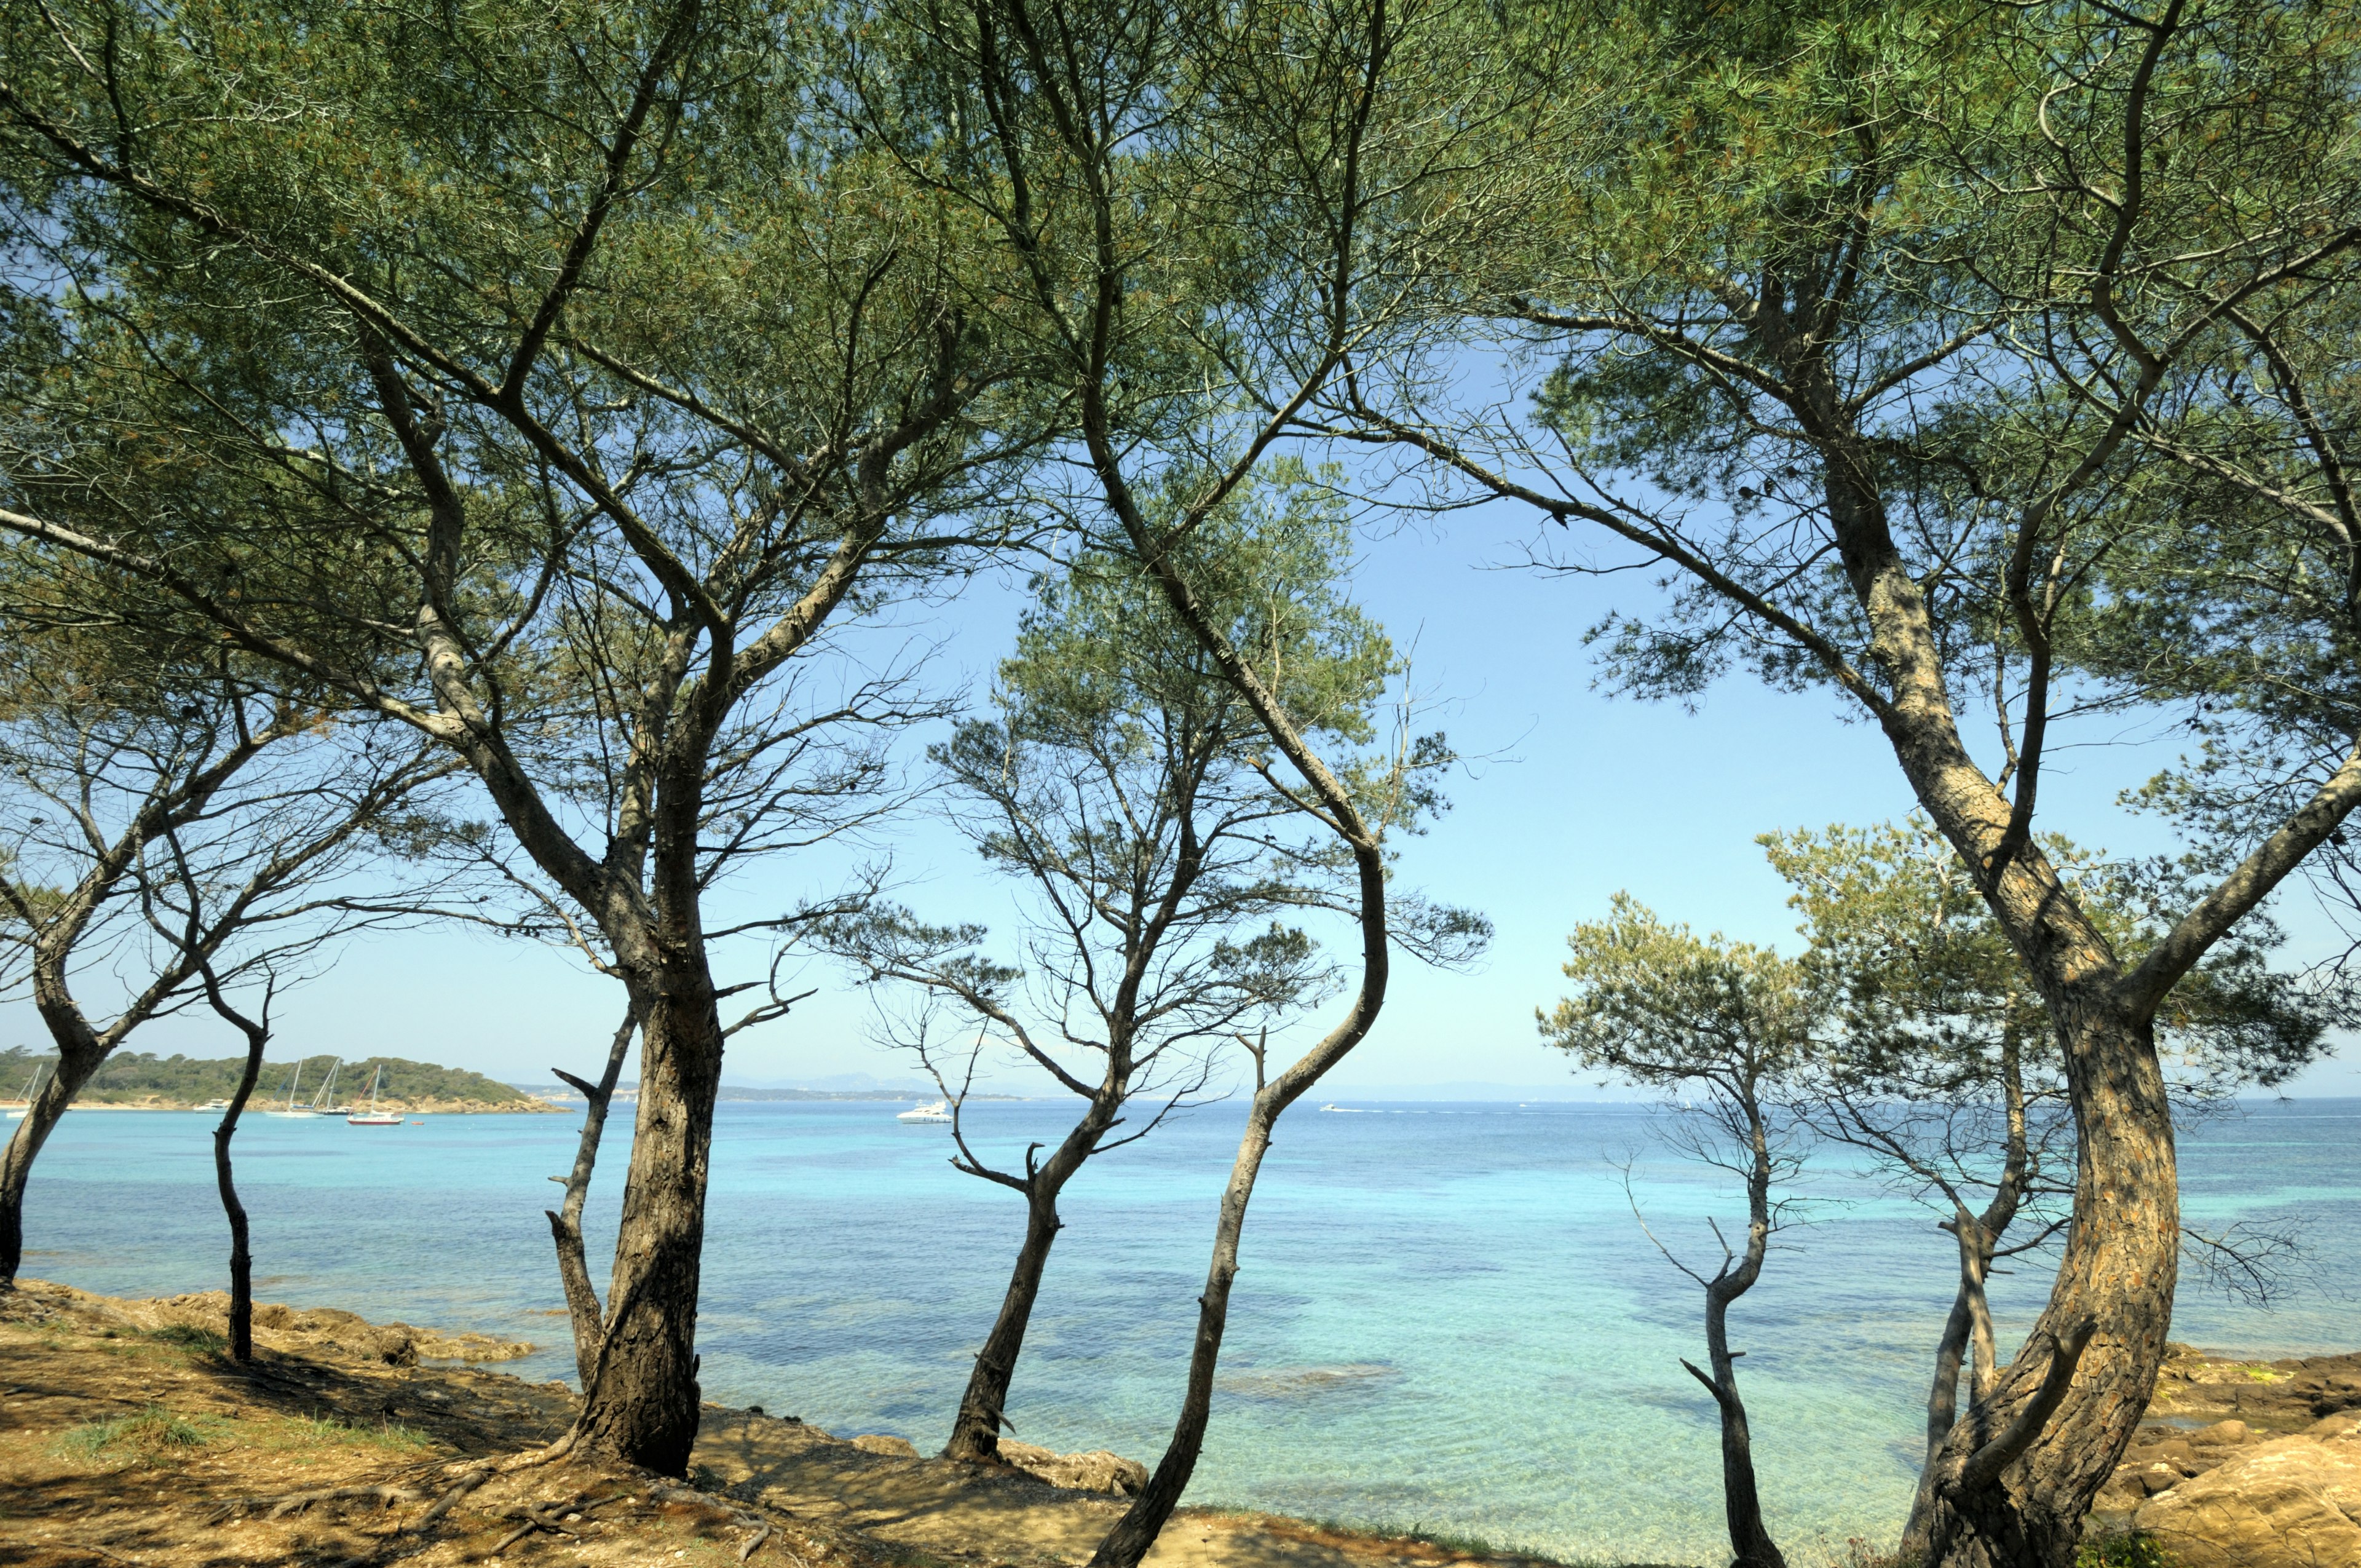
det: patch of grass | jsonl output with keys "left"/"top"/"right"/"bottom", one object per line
{"left": 2076, "top": 1531, "right": 2175, "bottom": 1568}
{"left": 52, "top": 1405, "right": 212, "bottom": 1467}
{"left": 280, "top": 1411, "right": 436, "bottom": 1451}
{"left": 147, "top": 1323, "right": 228, "bottom": 1353}
{"left": 688, "top": 1461, "right": 729, "bottom": 1491}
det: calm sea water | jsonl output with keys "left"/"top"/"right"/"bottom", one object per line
{"left": 22, "top": 1096, "right": 2359, "bottom": 1566}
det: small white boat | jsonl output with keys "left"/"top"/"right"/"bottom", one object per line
{"left": 6, "top": 1067, "right": 40, "bottom": 1119}
{"left": 346, "top": 1066, "right": 403, "bottom": 1125}
{"left": 197, "top": 1098, "right": 231, "bottom": 1112}
{"left": 309, "top": 1058, "right": 351, "bottom": 1115}
{"left": 895, "top": 1100, "right": 952, "bottom": 1124}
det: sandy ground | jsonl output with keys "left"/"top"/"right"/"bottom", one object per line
{"left": 0, "top": 1281, "right": 1657, "bottom": 1568}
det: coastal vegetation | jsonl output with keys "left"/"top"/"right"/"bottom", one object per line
{"left": 0, "top": 0, "right": 2355, "bottom": 1564}
{"left": 0, "top": 1048, "right": 550, "bottom": 1111}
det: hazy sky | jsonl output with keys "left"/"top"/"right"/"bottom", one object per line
{"left": 14, "top": 496, "right": 2359, "bottom": 1099}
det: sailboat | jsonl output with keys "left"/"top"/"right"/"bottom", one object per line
{"left": 5, "top": 1067, "right": 41, "bottom": 1120}
{"left": 346, "top": 1066, "right": 402, "bottom": 1125}
{"left": 264, "top": 1058, "right": 314, "bottom": 1117}
{"left": 309, "top": 1058, "right": 352, "bottom": 1116}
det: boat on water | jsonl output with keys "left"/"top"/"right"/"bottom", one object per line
{"left": 895, "top": 1100, "right": 953, "bottom": 1124}
{"left": 308, "top": 1058, "right": 352, "bottom": 1116}
{"left": 346, "top": 1066, "right": 403, "bottom": 1125}
{"left": 264, "top": 1059, "right": 314, "bottom": 1117}
{"left": 5, "top": 1067, "right": 41, "bottom": 1120}
{"left": 197, "top": 1098, "right": 231, "bottom": 1112}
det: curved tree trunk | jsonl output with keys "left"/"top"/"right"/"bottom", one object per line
{"left": 569, "top": 973, "right": 725, "bottom": 1475}
{"left": 1925, "top": 1283, "right": 1979, "bottom": 1455}
{"left": 210, "top": 1020, "right": 270, "bottom": 1361}
{"left": 1902, "top": 1002, "right": 2176, "bottom": 1568}
{"left": 0, "top": 1037, "right": 105, "bottom": 1286}
{"left": 1688, "top": 1274, "right": 1785, "bottom": 1568}
{"left": 1087, "top": 1092, "right": 1280, "bottom": 1568}
{"left": 946, "top": 1192, "right": 1066, "bottom": 1462}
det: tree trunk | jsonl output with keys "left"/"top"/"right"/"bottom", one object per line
{"left": 547, "top": 1002, "right": 641, "bottom": 1387}
{"left": 947, "top": 1192, "right": 1065, "bottom": 1462}
{"left": 568, "top": 977, "right": 724, "bottom": 1475}
{"left": 1686, "top": 1273, "right": 1786, "bottom": 1568}
{"left": 0, "top": 1039, "right": 105, "bottom": 1286}
{"left": 212, "top": 1031, "right": 269, "bottom": 1361}
{"left": 1088, "top": 1094, "right": 1279, "bottom": 1568}
{"left": 1902, "top": 1002, "right": 2177, "bottom": 1568}
{"left": 1925, "top": 1278, "right": 1977, "bottom": 1456}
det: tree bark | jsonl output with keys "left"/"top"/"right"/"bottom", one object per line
{"left": 1902, "top": 1002, "right": 2177, "bottom": 1568}
{"left": 1686, "top": 1279, "right": 1785, "bottom": 1568}
{"left": 946, "top": 1192, "right": 1065, "bottom": 1462}
{"left": 0, "top": 1037, "right": 105, "bottom": 1286}
{"left": 1923, "top": 1026, "right": 2028, "bottom": 1459}
{"left": 1088, "top": 1091, "right": 1281, "bottom": 1568}
{"left": 211, "top": 1023, "right": 269, "bottom": 1361}
{"left": 1926, "top": 1283, "right": 1977, "bottom": 1455}
{"left": 568, "top": 975, "right": 723, "bottom": 1474}
{"left": 547, "top": 1002, "right": 642, "bottom": 1387}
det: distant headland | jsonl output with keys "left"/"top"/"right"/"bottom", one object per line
{"left": 0, "top": 1047, "right": 554, "bottom": 1114}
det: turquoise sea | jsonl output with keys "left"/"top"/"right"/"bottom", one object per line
{"left": 22, "top": 1097, "right": 2360, "bottom": 1566}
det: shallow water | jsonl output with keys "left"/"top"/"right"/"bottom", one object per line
{"left": 25, "top": 1096, "right": 2359, "bottom": 1566}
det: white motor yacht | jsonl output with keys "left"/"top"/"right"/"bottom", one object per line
{"left": 895, "top": 1100, "right": 953, "bottom": 1124}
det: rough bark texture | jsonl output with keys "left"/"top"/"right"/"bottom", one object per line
{"left": 946, "top": 1195, "right": 1066, "bottom": 1462}
{"left": 0, "top": 1033, "right": 105, "bottom": 1286}
{"left": 1921, "top": 1031, "right": 2031, "bottom": 1459}
{"left": 569, "top": 975, "right": 722, "bottom": 1475}
{"left": 547, "top": 1003, "right": 641, "bottom": 1387}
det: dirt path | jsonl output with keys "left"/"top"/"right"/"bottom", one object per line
{"left": 0, "top": 1281, "right": 1650, "bottom": 1568}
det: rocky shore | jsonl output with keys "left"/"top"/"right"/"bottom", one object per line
{"left": 6, "top": 1278, "right": 2352, "bottom": 1568}
{"left": 2090, "top": 1342, "right": 2361, "bottom": 1567}
{"left": 0, "top": 1280, "right": 1613, "bottom": 1568}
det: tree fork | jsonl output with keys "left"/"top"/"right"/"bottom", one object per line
{"left": 566, "top": 977, "right": 723, "bottom": 1475}
{"left": 546, "top": 1000, "right": 643, "bottom": 1387}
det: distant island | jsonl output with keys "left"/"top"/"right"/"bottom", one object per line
{"left": 1, "top": 1048, "right": 554, "bottom": 1114}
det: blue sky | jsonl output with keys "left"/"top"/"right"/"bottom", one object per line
{"left": 17, "top": 492, "right": 2357, "bottom": 1099}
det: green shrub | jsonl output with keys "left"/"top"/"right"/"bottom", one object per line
{"left": 2077, "top": 1530, "right": 2174, "bottom": 1568}
{"left": 149, "top": 1324, "right": 228, "bottom": 1353}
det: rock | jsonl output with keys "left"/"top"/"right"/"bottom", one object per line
{"left": 999, "top": 1441, "right": 1149, "bottom": 1495}
{"left": 368, "top": 1325, "right": 419, "bottom": 1367}
{"left": 2190, "top": 1419, "right": 2252, "bottom": 1449}
{"left": 2134, "top": 1412, "right": 2361, "bottom": 1568}
{"left": 852, "top": 1434, "right": 919, "bottom": 1458}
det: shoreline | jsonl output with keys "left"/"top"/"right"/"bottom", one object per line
{"left": 5, "top": 1280, "right": 2356, "bottom": 1568}
{"left": 0, "top": 1279, "right": 1642, "bottom": 1568}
